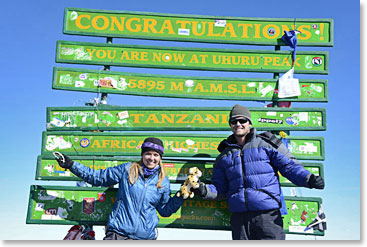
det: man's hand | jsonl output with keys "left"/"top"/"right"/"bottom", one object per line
{"left": 53, "top": 152, "right": 74, "bottom": 169}
{"left": 307, "top": 174, "right": 325, "bottom": 189}
{"left": 192, "top": 182, "right": 208, "bottom": 197}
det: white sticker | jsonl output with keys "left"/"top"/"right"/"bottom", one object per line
{"left": 289, "top": 225, "right": 314, "bottom": 234}
{"left": 247, "top": 82, "right": 256, "bottom": 87}
{"left": 70, "top": 11, "right": 78, "bottom": 21}
{"left": 260, "top": 85, "right": 274, "bottom": 96}
{"left": 50, "top": 118, "right": 65, "bottom": 127}
{"left": 186, "top": 139, "right": 195, "bottom": 146}
{"left": 58, "top": 138, "right": 72, "bottom": 150}
{"left": 300, "top": 142, "right": 318, "bottom": 153}
{"left": 75, "top": 81, "right": 85, "bottom": 87}
{"left": 315, "top": 30, "right": 320, "bottom": 35}
{"left": 118, "top": 119, "right": 127, "bottom": 125}
{"left": 215, "top": 20, "right": 226, "bottom": 27}
{"left": 47, "top": 191, "right": 59, "bottom": 197}
{"left": 178, "top": 28, "right": 190, "bottom": 35}
{"left": 185, "top": 80, "right": 195, "bottom": 87}
{"left": 299, "top": 112, "right": 309, "bottom": 122}
{"left": 117, "top": 111, "right": 129, "bottom": 119}
{"left": 266, "top": 112, "right": 277, "bottom": 116}
{"left": 41, "top": 215, "right": 53, "bottom": 220}
{"left": 35, "top": 203, "right": 45, "bottom": 211}
{"left": 79, "top": 73, "right": 88, "bottom": 80}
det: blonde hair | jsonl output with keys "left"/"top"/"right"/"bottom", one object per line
{"left": 128, "top": 159, "right": 165, "bottom": 188}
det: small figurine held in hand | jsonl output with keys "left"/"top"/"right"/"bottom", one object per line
{"left": 177, "top": 167, "right": 202, "bottom": 199}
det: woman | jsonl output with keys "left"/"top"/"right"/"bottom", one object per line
{"left": 55, "top": 137, "right": 184, "bottom": 240}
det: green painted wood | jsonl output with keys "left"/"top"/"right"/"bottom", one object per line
{"left": 53, "top": 67, "right": 328, "bottom": 102}
{"left": 56, "top": 41, "right": 329, "bottom": 74}
{"left": 63, "top": 8, "right": 333, "bottom": 47}
{"left": 41, "top": 131, "right": 325, "bottom": 160}
{"left": 36, "top": 154, "right": 323, "bottom": 187}
{"left": 46, "top": 106, "right": 326, "bottom": 131}
{"left": 26, "top": 185, "right": 324, "bottom": 236}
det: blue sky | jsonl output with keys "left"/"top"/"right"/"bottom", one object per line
{"left": 0, "top": 0, "right": 361, "bottom": 241}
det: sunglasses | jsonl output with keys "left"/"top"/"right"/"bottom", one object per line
{"left": 229, "top": 118, "right": 249, "bottom": 125}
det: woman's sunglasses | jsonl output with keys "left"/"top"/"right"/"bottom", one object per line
{"left": 229, "top": 118, "right": 249, "bottom": 125}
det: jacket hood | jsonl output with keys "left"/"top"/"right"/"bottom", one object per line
{"left": 217, "top": 128, "right": 257, "bottom": 153}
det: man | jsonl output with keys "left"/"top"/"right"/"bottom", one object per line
{"left": 195, "top": 104, "right": 324, "bottom": 240}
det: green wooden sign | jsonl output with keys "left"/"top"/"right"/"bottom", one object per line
{"left": 36, "top": 155, "right": 323, "bottom": 187}
{"left": 56, "top": 41, "right": 329, "bottom": 74}
{"left": 26, "top": 185, "right": 324, "bottom": 236}
{"left": 46, "top": 106, "right": 326, "bottom": 131}
{"left": 41, "top": 131, "right": 325, "bottom": 160}
{"left": 63, "top": 8, "right": 333, "bottom": 47}
{"left": 53, "top": 67, "right": 329, "bottom": 102}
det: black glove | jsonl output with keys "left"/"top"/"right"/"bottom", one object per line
{"left": 192, "top": 182, "right": 208, "bottom": 197}
{"left": 307, "top": 174, "right": 325, "bottom": 189}
{"left": 53, "top": 152, "right": 74, "bottom": 169}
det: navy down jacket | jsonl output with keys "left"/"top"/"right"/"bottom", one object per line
{"left": 70, "top": 162, "right": 183, "bottom": 240}
{"left": 204, "top": 128, "right": 311, "bottom": 213}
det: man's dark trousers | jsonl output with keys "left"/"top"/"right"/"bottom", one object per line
{"left": 230, "top": 209, "right": 285, "bottom": 240}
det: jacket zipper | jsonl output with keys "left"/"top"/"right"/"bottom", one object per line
{"left": 240, "top": 151, "right": 249, "bottom": 211}
{"left": 132, "top": 169, "right": 159, "bottom": 238}
{"left": 132, "top": 175, "right": 148, "bottom": 238}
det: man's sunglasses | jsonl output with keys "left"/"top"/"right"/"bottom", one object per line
{"left": 229, "top": 118, "right": 249, "bottom": 125}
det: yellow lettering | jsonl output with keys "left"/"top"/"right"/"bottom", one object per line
{"left": 254, "top": 24, "right": 261, "bottom": 38}
{"left": 110, "top": 16, "right": 125, "bottom": 31}
{"left": 298, "top": 25, "right": 312, "bottom": 40}
{"left": 192, "top": 21, "right": 206, "bottom": 36}
{"left": 191, "top": 114, "right": 205, "bottom": 123}
{"left": 176, "top": 20, "right": 191, "bottom": 29}
{"left": 189, "top": 54, "right": 199, "bottom": 64}
{"left": 228, "top": 84, "right": 237, "bottom": 93}
{"left": 145, "top": 114, "right": 160, "bottom": 123}
{"left": 143, "top": 18, "right": 158, "bottom": 33}
{"left": 176, "top": 114, "right": 189, "bottom": 123}
{"left": 294, "top": 57, "right": 301, "bottom": 67}
{"left": 206, "top": 114, "right": 220, "bottom": 123}
{"left": 75, "top": 15, "right": 91, "bottom": 29}
{"left": 127, "top": 140, "right": 136, "bottom": 149}
{"left": 241, "top": 56, "right": 250, "bottom": 65}
{"left": 212, "top": 55, "right": 221, "bottom": 64}
{"left": 102, "top": 140, "right": 110, "bottom": 148}
{"left": 194, "top": 83, "right": 205, "bottom": 92}
{"left": 126, "top": 17, "right": 141, "bottom": 32}
{"left": 171, "top": 81, "right": 184, "bottom": 91}
{"left": 86, "top": 49, "right": 96, "bottom": 58}
{"left": 92, "top": 15, "right": 109, "bottom": 30}
{"left": 264, "top": 56, "right": 272, "bottom": 66}
{"left": 96, "top": 50, "right": 106, "bottom": 59}
{"left": 207, "top": 22, "right": 221, "bottom": 37}
{"left": 161, "top": 114, "right": 175, "bottom": 123}
{"left": 238, "top": 23, "right": 252, "bottom": 38}
{"left": 130, "top": 113, "right": 144, "bottom": 123}
{"left": 221, "top": 23, "right": 237, "bottom": 37}
{"left": 210, "top": 84, "right": 223, "bottom": 93}
{"left": 120, "top": 51, "right": 130, "bottom": 60}
{"left": 159, "top": 20, "right": 175, "bottom": 34}
{"left": 273, "top": 56, "right": 281, "bottom": 66}
{"left": 111, "top": 140, "right": 120, "bottom": 149}
{"left": 251, "top": 56, "right": 260, "bottom": 65}
{"left": 280, "top": 57, "right": 291, "bottom": 67}
{"left": 91, "top": 140, "right": 101, "bottom": 148}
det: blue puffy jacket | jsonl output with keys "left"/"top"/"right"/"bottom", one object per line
{"left": 204, "top": 128, "right": 311, "bottom": 213}
{"left": 70, "top": 161, "right": 184, "bottom": 240}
